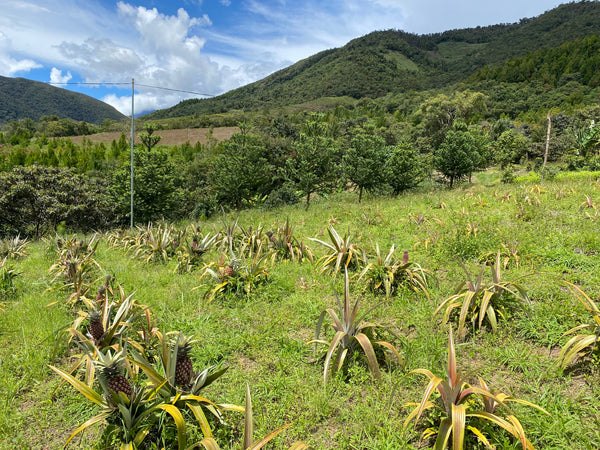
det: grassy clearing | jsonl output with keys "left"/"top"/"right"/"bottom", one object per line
{"left": 1, "top": 170, "right": 600, "bottom": 449}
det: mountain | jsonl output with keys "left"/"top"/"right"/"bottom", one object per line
{"left": 0, "top": 76, "right": 126, "bottom": 125}
{"left": 145, "top": 1, "right": 600, "bottom": 120}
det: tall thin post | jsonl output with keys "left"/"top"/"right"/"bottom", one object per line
{"left": 542, "top": 111, "right": 551, "bottom": 182}
{"left": 130, "top": 78, "right": 134, "bottom": 228}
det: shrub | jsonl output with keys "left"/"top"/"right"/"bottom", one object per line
{"left": 404, "top": 327, "right": 549, "bottom": 449}
{"left": 309, "top": 269, "right": 402, "bottom": 386}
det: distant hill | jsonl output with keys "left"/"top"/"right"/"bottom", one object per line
{"left": 0, "top": 76, "right": 126, "bottom": 125}
{"left": 145, "top": 1, "right": 600, "bottom": 120}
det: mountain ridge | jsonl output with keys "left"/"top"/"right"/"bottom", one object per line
{"left": 145, "top": 1, "right": 600, "bottom": 119}
{"left": 0, "top": 76, "right": 126, "bottom": 125}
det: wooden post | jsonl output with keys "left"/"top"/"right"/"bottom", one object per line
{"left": 542, "top": 111, "right": 551, "bottom": 181}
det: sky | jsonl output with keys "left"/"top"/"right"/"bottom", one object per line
{"left": 1, "top": 0, "right": 565, "bottom": 116}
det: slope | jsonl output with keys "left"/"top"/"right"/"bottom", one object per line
{"left": 0, "top": 76, "right": 126, "bottom": 125}
{"left": 145, "top": 1, "right": 600, "bottom": 119}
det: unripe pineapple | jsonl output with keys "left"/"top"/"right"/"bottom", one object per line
{"left": 96, "top": 349, "right": 132, "bottom": 398}
{"left": 88, "top": 309, "right": 104, "bottom": 341}
{"left": 171, "top": 334, "right": 197, "bottom": 387}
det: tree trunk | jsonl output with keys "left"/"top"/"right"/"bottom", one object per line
{"left": 358, "top": 186, "right": 363, "bottom": 203}
{"left": 305, "top": 192, "right": 311, "bottom": 211}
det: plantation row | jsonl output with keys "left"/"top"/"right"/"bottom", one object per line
{"left": 3, "top": 90, "right": 600, "bottom": 238}
{"left": 2, "top": 175, "right": 600, "bottom": 448}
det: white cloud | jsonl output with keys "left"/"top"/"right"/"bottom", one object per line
{"left": 57, "top": 38, "right": 142, "bottom": 80}
{"left": 50, "top": 67, "right": 72, "bottom": 84}
{"left": 0, "top": 0, "right": 565, "bottom": 114}
{"left": 0, "top": 31, "right": 42, "bottom": 76}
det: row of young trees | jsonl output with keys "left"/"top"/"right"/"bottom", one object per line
{"left": 1, "top": 90, "right": 600, "bottom": 237}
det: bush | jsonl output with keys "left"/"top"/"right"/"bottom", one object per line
{"left": 0, "top": 165, "right": 116, "bottom": 237}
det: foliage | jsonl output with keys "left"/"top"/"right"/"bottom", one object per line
{"left": 359, "top": 245, "right": 430, "bottom": 299}
{"left": 286, "top": 115, "right": 339, "bottom": 210}
{"left": 0, "top": 257, "right": 19, "bottom": 300}
{"left": 175, "top": 231, "right": 218, "bottom": 274}
{"left": 310, "top": 226, "right": 363, "bottom": 274}
{"left": 110, "top": 147, "right": 184, "bottom": 225}
{"left": 493, "top": 129, "right": 530, "bottom": 168}
{"left": 558, "top": 282, "right": 600, "bottom": 370}
{"left": 130, "top": 223, "right": 184, "bottom": 264}
{"left": 570, "top": 119, "right": 600, "bottom": 157}
{"left": 266, "top": 218, "right": 313, "bottom": 263}
{"left": 138, "top": 123, "right": 162, "bottom": 151}
{"left": 130, "top": 332, "right": 240, "bottom": 439}
{"left": 309, "top": 269, "right": 402, "bottom": 386}
{"left": 196, "top": 385, "right": 308, "bottom": 450}
{"left": 434, "top": 124, "right": 488, "bottom": 187}
{"left": 64, "top": 285, "right": 141, "bottom": 386}
{"left": 434, "top": 252, "right": 530, "bottom": 341}
{"left": 210, "top": 133, "right": 275, "bottom": 210}
{"left": 404, "top": 327, "right": 549, "bottom": 450}
{"left": 49, "top": 350, "right": 188, "bottom": 449}
{"left": 198, "top": 251, "right": 271, "bottom": 302}
{"left": 386, "top": 142, "right": 429, "bottom": 195}
{"left": 342, "top": 133, "right": 389, "bottom": 203}
{"left": 0, "top": 235, "right": 28, "bottom": 259}
{"left": 47, "top": 234, "right": 102, "bottom": 303}
{"left": 0, "top": 165, "right": 115, "bottom": 237}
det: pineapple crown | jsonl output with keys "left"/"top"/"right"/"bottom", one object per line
{"left": 96, "top": 348, "right": 126, "bottom": 376}
{"left": 169, "top": 333, "right": 197, "bottom": 357}
{"left": 88, "top": 309, "right": 102, "bottom": 321}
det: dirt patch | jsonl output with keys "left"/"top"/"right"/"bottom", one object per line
{"left": 70, "top": 126, "right": 239, "bottom": 146}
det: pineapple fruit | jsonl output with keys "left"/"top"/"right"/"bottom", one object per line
{"left": 96, "top": 349, "right": 132, "bottom": 398}
{"left": 171, "top": 334, "right": 197, "bottom": 387}
{"left": 88, "top": 309, "right": 104, "bottom": 341}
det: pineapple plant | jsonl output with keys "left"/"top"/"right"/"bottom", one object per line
{"left": 88, "top": 309, "right": 104, "bottom": 341}
{"left": 96, "top": 348, "right": 132, "bottom": 398}
{"left": 172, "top": 334, "right": 197, "bottom": 387}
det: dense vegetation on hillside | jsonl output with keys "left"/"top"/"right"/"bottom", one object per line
{"left": 0, "top": 76, "right": 126, "bottom": 125}
{"left": 2, "top": 83, "right": 600, "bottom": 238}
{"left": 146, "top": 1, "right": 600, "bottom": 119}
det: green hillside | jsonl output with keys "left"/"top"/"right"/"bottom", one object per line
{"left": 146, "top": 1, "right": 600, "bottom": 119}
{"left": 0, "top": 76, "right": 126, "bottom": 125}
{"left": 472, "top": 34, "right": 600, "bottom": 86}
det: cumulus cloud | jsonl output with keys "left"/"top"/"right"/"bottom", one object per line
{"left": 57, "top": 38, "right": 142, "bottom": 80}
{"left": 0, "top": 31, "right": 42, "bottom": 76}
{"left": 50, "top": 67, "right": 72, "bottom": 84}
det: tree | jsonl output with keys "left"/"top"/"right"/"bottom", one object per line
{"left": 435, "top": 124, "right": 486, "bottom": 188}
{"left": 210, "top": 133, "right": 275, "bottom": 210}
{"left": 343, "top": 133, "right": 388, "bottom": 203}
{"left": 109, "top": 148, "right": 182, "bottom": 225}
{"left": 138, "top": 123, "right": 162, "bottom": 151}
{"left": 0, "top": 165, "right": 115, "bottom": 237}
{"left": 417, "top": 91, "right": 487, "bottom": 147}
{"left": 386, "top": 143, "right": 428, "bottom": 195}
{"left": 287, "top": 116, "right": 339, "bottom": 210}
{"left": 494, "top": 129, "right": 530, "bottom": 168}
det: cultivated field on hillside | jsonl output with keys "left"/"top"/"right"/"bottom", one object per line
{"left": 2, "top": 170, "right": 600, "bottom": 449}
{"left": 70, "top": 126, "right": 239, "bottom": 146}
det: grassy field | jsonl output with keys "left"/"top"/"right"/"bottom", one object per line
{"left": 1, "top": 169, "right": 600, "bottom": 449}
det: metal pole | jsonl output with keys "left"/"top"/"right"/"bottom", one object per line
{"left": 130, "top": 78, "right": 134, "bottom": 228}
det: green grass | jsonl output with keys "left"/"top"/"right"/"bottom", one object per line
{"left": 2, "top": 170, "right": 600, "bottom": 449}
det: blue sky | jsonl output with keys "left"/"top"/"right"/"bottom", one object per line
{"left": 1, "top": 0, "right": 563, "bottom": 115}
